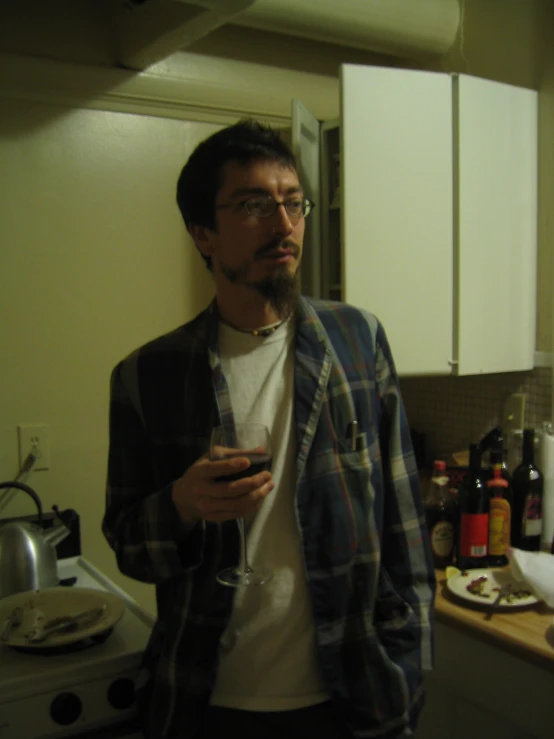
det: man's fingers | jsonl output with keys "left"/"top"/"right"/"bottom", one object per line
{"left": 226, "top": 471, "right": 273, "bottom": 495}
{"left": 174, "top": 453, "right": 274, "bottom": 525}
{"left": 198, "top": 481, "right": 274, "bottom": 518}
{"left": 203, "top": 471, "right": 272, "bottom": 499}
{"left": 198, "top": 455, "right": 250, "bottom": 479}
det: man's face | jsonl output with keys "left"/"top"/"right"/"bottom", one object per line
{"left": 192, "top": 159, "right": 306, "bottom": 310}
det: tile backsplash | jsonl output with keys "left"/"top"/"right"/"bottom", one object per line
{"left": 400, "top": 367, "right": 552, "bottom": 465}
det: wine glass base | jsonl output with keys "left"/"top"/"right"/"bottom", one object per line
{"left": 216, "top": 567, "right": 273, "bottom": 587}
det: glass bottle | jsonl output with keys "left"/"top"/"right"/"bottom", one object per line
{"left": 511, "top": 428, "right": 543, "bottom": 551}
{"left": 457, "top": 444, "right": 489, "bottom": 570}
{"left": 487, "top": 464, "right": 512, "bottom": 567}
{"left": 486, "top": 436, "right": 510, "bottom": 483}
{"left": 424, "top": 460, "right": 456, "bottom": 568}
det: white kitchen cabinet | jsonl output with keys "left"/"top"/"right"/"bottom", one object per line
{"left": 293, "top": 66, "right": 538, "bottom": 376}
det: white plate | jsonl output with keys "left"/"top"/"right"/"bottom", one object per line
{"left": 446, "top": 568, "right": 539, "bottom": 609}
{"left": 0, "top": 586, "right": 126, "bottom": 648}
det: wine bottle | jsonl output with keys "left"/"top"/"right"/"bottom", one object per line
{"left": 487, "top": 464, "right": 512, "bottom": 567}
{"left": 511, "top": 428, "right": 544, "bottom": 551}
{"left": 457, "top": 444, "right": 489, "bottom": 570}
{"left": 424, "top": 460, "right": 456, "bottom": 568}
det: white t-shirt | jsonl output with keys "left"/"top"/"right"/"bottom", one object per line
{"left": 209, "top": 318, "right": 328, "bottom": 711}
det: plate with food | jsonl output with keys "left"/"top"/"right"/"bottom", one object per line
{"left": 445, "top": 568, "right": 538, "bottom": 608}
{"left": 0, "top": 587, "right": 126, "bottom": 649}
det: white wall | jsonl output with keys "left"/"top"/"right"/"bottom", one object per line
{"left": 0, "top": 100, "right": 220, "bottom": 611}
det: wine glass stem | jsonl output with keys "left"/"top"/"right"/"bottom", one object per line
{"left": 237, "top": 517, "right": 250, "bottom": 574}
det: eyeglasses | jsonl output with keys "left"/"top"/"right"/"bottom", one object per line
{"left": 216, "top": 195, "right": 315, "bottom": 221}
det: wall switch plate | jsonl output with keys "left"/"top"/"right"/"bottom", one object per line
{"left": 503, "top": 393, "right": 526, "bottom": 438}
{"left": 18, "top": 424, "right": 50, "bottom": 471}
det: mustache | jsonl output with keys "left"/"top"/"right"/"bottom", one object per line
{"left": 255, "top": 238, "right": 301, "bottom": 260}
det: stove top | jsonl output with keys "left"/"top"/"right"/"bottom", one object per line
{"left": 0, "top": 556, "right": 154, "bottom": 738}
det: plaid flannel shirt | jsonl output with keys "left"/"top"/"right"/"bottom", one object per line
{"left": 102, "top": 296, "right": 436, "bottom": 739}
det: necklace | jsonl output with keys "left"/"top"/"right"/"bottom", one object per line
{"left": 220, "top": 317, "right": 285, "bottom": 337}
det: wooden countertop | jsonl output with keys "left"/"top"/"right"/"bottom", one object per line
{"left": 434, "top": 569, "right": 554, "bottom": 671}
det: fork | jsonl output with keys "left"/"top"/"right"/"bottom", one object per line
{"left": 27, "top": 606, "right": 105, "bottom": 643}
{"left": 485, "top": 584, "right": 512, "bottom": 620}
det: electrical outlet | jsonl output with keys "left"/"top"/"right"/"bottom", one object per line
{"left": 503, "top": 393, "right": 526, "bottom": 438}
{"left": 18, "top": 423, "right": 50, "bottom": 471}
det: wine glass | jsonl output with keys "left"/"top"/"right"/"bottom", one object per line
{"left": 210, "top": 422, "right": 273, "bottom": 587}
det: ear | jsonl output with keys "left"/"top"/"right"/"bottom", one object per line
{"left": 189, "top": 224, "right": 215, "bottom": 259}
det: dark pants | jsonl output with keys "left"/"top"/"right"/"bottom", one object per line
{"left": 203, "top": 702, "right": 354, "bottom": 739}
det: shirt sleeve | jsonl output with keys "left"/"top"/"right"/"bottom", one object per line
{"left": 102, "top": 359, "right": 205, "bottom": 584}
{"left": 373, "top": 318, "right": 436, "bottom": 726}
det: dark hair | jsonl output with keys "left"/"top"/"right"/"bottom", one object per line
{"left": 176, "top": 119, "right": 297, "bottom": 269}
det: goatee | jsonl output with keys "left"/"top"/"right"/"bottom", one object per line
{"left": 220, "top": 238, "right": 301, "bottom": 319}
{"left": 254, "top": 269, "right": 300, "bottom": 320}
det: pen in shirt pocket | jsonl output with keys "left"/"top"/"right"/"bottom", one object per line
{"left": 347, "top": 420, "right": 358, "bottom": 452}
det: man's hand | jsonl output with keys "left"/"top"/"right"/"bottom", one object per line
{"left": 171, "top": 454, "right": 274, "bottom": 523}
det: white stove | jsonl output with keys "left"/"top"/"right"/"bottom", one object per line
{"left": 0, "top": 556, "right": 154, "bottom": 739}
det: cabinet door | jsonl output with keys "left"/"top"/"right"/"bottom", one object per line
{"left": 453, "top": 699, "right": 533, "bottom": 739}
{"left": 416, "top": 674, "right": 458, "bottom": 739}
{"left": 340, "top": 65, "right": 454, "bottom": 375}
{"left": 455, "top": 75, "right": 537, "bottom": 375}
{"left": 292, "top": 99, "right": 322, "bottom": 298}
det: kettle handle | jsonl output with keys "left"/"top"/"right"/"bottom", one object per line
{"left": 0, "top": 481, "right": 43, "bottom": 525}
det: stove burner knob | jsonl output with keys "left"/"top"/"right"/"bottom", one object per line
{"left": 50, "top": 692, "right": 82, "bottom": 725}
{"left": 107, "top": 678, "right": 136, "bottom": 710}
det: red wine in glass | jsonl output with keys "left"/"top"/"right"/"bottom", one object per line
{"left": 210, "top": 423, "right": 273, "bottom": 587}
{"left": 215, "top": 453, "right": 273, "bottom": 482}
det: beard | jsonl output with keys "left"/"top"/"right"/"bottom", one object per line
{"left": 253, "top": 269, "right": 300, "bottom": 320}
{"left": 220, "top": 238, "right": 301, "bottom": 320}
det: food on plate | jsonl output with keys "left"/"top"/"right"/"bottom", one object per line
{"left": 490, "top": 586, "right": 533, "bottom": 604}
{"left": 466, "top": 575, "right": 490, "bottom": 597}
{"left": 446, "top": 567, "right": 537, "bottom": 608}
{"left": 465, "top": 576, "right": 533, "bottom": 603}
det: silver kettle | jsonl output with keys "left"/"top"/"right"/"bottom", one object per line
{"left": 0, "top": 481, "right": 73, "bottom": 599}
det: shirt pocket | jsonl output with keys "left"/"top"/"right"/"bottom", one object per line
{"left": 335, "top": 430, "right": 369, "bottom": 455}
{"left": 334, "top": 431, "right": 373, "bottom": 494}
{"left": 315, "top": 434, "right": 376, "bottom": 565}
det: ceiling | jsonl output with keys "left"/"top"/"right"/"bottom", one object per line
{"left": 0, "top": 0, "right": 461, "bottom": 71}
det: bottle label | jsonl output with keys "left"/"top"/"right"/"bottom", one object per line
{"left": 431, "top": 521, "right": 454, "bottom": 558}
{"left": 488, "top": 497, "right": 511, "bottom": 556}
{"left": 523, "top": 494, "right": 543, "bottom": 537}
{"left": 460, "top": 513, "right": 488, "bottom": 558}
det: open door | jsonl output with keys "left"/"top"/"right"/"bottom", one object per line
{"left": 292, "top": 99, "right": 321, "bottom": 298}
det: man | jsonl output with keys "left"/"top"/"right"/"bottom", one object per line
{"left": 102, "top": 120, "right": 435, "bottom": 739}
